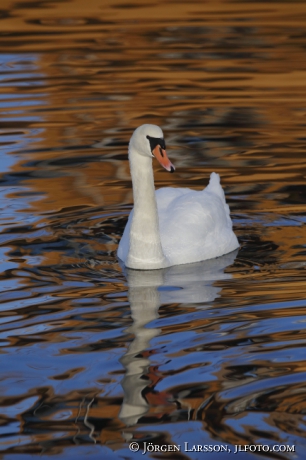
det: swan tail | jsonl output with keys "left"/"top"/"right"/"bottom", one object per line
{"left": 206, "top": 172, "right": 225, "bottom": 201}
{"left": 205, "top": 172, "right": 233, "bottom": 227}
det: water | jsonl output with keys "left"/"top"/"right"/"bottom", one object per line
{"left": 0, "top": 0, "right": 306, "bottom": 458}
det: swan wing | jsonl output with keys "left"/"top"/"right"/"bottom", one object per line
{"left": 157, "top": 173, "right": 239, "bottom": 265}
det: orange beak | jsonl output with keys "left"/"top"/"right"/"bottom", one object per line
{"left": 152, "top": 145, "right": 175, "bottom": 172}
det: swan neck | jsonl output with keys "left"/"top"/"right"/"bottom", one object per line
{"left": 126, "top": 146, "right": 168, "bottom": 269}
{"left": 130, "top": 150, "right": 155, "bottom": 209}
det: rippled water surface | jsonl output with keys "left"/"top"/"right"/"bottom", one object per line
{"left": 1, "top": 0, "right": 306, "bottom": 458}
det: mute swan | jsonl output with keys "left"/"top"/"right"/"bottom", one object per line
{"left": 117, "top": 124, "right": 239, "bottom": 270}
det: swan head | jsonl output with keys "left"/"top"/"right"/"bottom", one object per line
{"left": 129, "top": 124, "right": 175, "bottom": 172}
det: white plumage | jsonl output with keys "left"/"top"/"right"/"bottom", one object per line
{"left": 117, "top": 124, "right": 239, "bottom": 270}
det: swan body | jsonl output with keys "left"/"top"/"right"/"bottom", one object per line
{"left": 117, "top": 124, "right": 239, "bottom": 270}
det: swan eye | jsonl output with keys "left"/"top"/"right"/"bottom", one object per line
{"left": 146, "top": 135, "right": 166, "bottom": 153}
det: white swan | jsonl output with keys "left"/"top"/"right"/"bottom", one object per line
{"left": 117, "top": 124, "right": 239, "bottom": 270}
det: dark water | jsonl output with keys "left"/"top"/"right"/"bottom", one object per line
{"left": 1, "top": 0, "right": 306, "bottom": 458}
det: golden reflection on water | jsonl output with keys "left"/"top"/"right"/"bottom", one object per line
{"left": 0, "top": 0, "right": 306, "bottom": 458}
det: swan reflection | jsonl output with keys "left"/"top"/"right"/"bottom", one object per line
{"left": 119, "top": 250, "right": 238, "bottom": 426}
